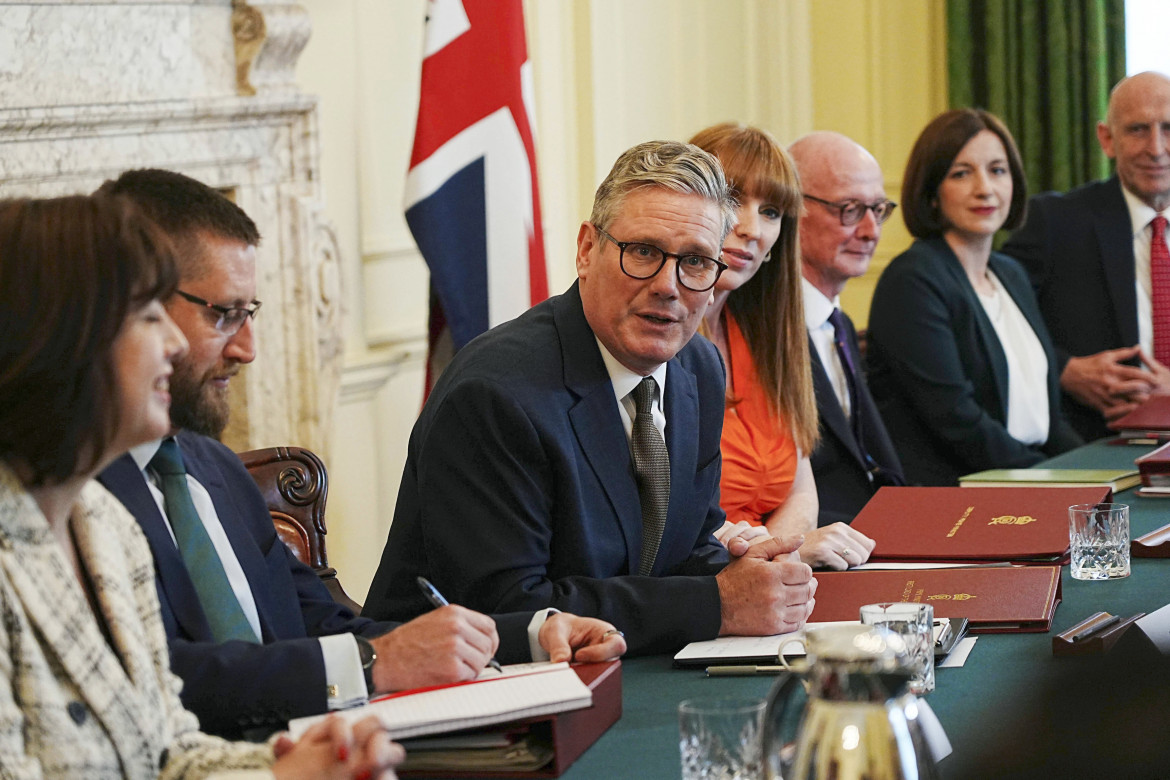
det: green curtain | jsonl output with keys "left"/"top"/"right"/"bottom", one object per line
{"left": 947, "top": 0, "right": 1126, "bottom": 194}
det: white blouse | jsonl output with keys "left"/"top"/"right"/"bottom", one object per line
{"left": 977, "top": 271, "right": 1050, "bottom": 445}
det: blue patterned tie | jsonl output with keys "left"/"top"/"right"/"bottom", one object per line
{"left": 631, "top": 377, "right": 669, "bottom": 576}
{"left": 150, "top": 439, "right": 259, "bottom": 643}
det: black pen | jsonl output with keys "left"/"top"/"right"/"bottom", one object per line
{"left": 1071, "top": 613, "right": 1122, "bottom": 642}
{"left": 417, "top": 576, "right": 503, "bottom": 672}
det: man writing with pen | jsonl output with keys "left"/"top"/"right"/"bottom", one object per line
{"left": 95, "top": 168, "right": 627, "bottom": 741}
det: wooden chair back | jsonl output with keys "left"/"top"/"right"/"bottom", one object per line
{"left": 236, "top": 446, "right": 362, "bottom": 615}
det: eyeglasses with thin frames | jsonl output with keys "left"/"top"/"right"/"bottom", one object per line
{"left": 175, "top": 290, "right": 262, "bottom": 336}
{"left": 802, "top": 194, "right": 898, "bottom": 226}
{"left": 593, "top": 225, "right": 727, "bottom": 293}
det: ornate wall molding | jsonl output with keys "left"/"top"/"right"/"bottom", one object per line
{"left": 232, "top": 0, "right": 312, "bottom": 96}
{"left": 0, "top": 2, "right": 341, "bottom": 459}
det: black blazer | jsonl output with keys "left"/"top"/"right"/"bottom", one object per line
{"left": 99, "top": 433, "right": 533, "bottom": 737}
{"left": 808, "top": 314, "right": 904, "bottom": 524}
{"left": 362, "top": 283, "right": 730, "bottom": 656}
{"left": 866, "top": 237, "right": 1082, "bottom": 486}
{"left": 1001, "top": 176, "right": 1137, "bottom": 441}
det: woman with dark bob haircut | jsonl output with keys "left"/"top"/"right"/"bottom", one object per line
{"left": 0, "top": 195, "right": 400, "bottom": 779}
{"left": 865, "top": 109, "right": 1081, "bottom": 486}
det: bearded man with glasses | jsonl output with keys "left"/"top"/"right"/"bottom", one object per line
{"left": 363, "top": 140, "right": 818, "bottom": 655}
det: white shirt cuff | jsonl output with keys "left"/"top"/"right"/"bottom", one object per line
{"left": 319, "top": 634, "right": 368, "bottom": 710}
{"left": 527, "top": 608, "right": 560, "bottom": 662}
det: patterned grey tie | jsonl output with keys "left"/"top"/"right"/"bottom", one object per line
{"left": 631, "top": 377, "right": 670, "bottom": 576}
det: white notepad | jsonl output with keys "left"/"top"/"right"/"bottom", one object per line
{"left": 287, "top": 662, "right": 592, "bottom": 740}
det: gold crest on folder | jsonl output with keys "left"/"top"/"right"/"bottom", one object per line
{"left": 988, "top": 515, "right": 1038, "bottom": 525}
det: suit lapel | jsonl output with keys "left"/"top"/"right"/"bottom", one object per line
{"left": 1094, "top": 177, "right": 1139, "bottom": 347}
{"left": 0, "top": 471, "right": 160, "bottom": 775}
{"left": 935, "top": 239, "right": 1010, "bottom": 418}
{"left": 99, "top": 453, "right": 213, "bottom": 641}
{"left": 556, "top": 286, "right": 645, "bottom": 574}
{"left": 657, "top": 357, "right": 698, "bottom": 574}
{"left": 808, "top": 336, "right": 864, "bottom": 466}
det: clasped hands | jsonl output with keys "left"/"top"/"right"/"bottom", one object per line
{"left": 271, "top": 713, "right": 402, "bottom": 780}
{"left": 715, "top": 519, "right": 875, "bottom": 570}
{"left": 712, "top": 520, "right": 877, "bottom": 637}
{"left": 1062, "top": 346, "right": 1170, "bottom": 420}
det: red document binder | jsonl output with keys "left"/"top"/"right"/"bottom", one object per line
{"left": 1136, "top": 441, "right": 1170, "bottom": 487}
{"left": 1109, "top": 395, "right": 1170, "bottom": 432}
{"left": 400, "top": 660, "right": 622, "bottom": 778}
{"left": 809, "top": 566, "right": 1063, "bottom": 633}
{"left": 851, "top": 486, "right": 1110, "bottom": 563}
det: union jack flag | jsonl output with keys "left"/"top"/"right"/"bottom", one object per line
{"left": 404, "top": 0, "right": 548, "bottom": 393}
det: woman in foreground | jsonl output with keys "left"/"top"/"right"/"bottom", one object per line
{"left": 0, "top": 194, "right": 400, "bottom": 779}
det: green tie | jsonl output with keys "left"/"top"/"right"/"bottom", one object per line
{"left": 149, "top": 439, "right": 259, "bottom": 643}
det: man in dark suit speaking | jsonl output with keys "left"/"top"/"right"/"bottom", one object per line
{"left": 788, "top": 132, "right": 905, "bottom": 527}
{"left": 1002, "top": 71, "right": 1170, "bottom": 441}
{"left": 97, "top": 169, "right": 624, "bottom": 739}
{"left": 363, "top": 141, "right": 818, "bottom": 655}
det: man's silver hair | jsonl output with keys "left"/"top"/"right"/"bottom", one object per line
{"left": 589, "top": 140, "right": 736, "bottom": 241}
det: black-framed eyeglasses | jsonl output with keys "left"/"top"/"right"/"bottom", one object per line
{"left": 175, "top": 290, "right": 262, "bottom": 336}
{"left": 802, "top": 194, "right": 898, "bottom": 226}
{"left": 593, "top": 225, "right": 727, "bottom": 292}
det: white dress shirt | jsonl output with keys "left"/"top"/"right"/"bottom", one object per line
{"left": 802, "top": 277, "right": 852, "bottom": 418}
{"left": 975, "top": 273, "right": 1050, "bottom": 445}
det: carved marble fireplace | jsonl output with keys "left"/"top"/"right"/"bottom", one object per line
{"left": 0, "top": 0, "right": 341, "bottom": 456}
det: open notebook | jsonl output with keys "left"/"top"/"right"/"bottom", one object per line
{"left": 287, "top": 662, "right": 592, "bottom": 741}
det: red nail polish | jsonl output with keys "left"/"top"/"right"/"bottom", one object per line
{"left": 356, "top": 770, "right": 372, "bottom": 780}
{"left": 337, "top": 745, "right": 349, "bottom": 763}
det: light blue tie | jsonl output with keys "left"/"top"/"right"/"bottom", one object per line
{"left": 150, "top": 439, "right": 259, "bottom": 643}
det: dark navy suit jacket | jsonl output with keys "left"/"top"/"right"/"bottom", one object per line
{"left": 866, "top": 238, "right": 1081, "bottom": 486}
{"left": 99, "top": 432, "right": 532, "bottom": 738}
{"left": 807, "top": 311, "right": 905, "bottom": 524}
{"left": 362, "top": 283, "right": 730, "bottom": 656}
{"left": 1001, "top": 176, "right": 1138, "bottom": 441}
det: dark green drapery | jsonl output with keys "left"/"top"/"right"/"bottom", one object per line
{"left": 947, "top": 0, "right": 1126, "bottom": 194}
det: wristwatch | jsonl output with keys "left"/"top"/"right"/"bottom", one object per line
{"left": 355, "top": 636, "right": 377, "bottom": 694}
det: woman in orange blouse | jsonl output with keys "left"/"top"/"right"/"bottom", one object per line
{"left": 690, "top": 123, "right": 876, "bottom": 568}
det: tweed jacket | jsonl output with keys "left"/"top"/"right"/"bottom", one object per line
{"left": 0, "top": 462, "right": 274, "bottom": 780}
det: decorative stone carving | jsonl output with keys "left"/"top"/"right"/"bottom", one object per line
{"left": 232, "top": 0, "right": 312, "bottom": 96}
{"left": 0, "top": 2, "right": 341, "bottom": 460}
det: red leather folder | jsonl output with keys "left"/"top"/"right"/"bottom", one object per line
{"left": 1136, "top": 441, "right": 1170, "bottom": 487}
{"left": 851, "top": 486, "right": 1111, "bottom": 563}
{"left": 1109, "top": 395, "right": 1170, "bottom": 433}
{"left": 809, "top": 566, "right": 1062, "bottom": 633}
{"left": 399, "top": 660, "right": 622, "bottom": 778}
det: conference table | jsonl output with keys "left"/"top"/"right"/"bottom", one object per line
{"left": 557, "top": 439, "right": 1170, "bottom": 778}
